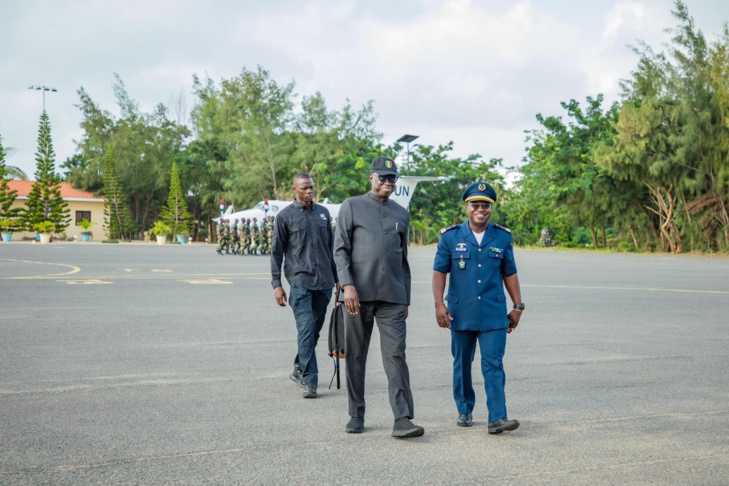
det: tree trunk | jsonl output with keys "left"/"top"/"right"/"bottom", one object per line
{"left": 629, "top": 227, "right": 639, "bottom": 249}
{"left": 589, "top": 227, "right": 598, "bottom": 248}
{"left": 601, "top": 225, "right": 607, "bottom": 248}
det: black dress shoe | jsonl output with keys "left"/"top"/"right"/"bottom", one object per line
{"left": 488, "top": 418, "right": 520, "bottom": 434}
{"left": 457, "top": 413, "right": 473, "bottom": 427}
{"left": 345, "top": 417, "right": 364, "bottom": 434}
{"left": 392, "top": 418, "right": 425, "bottom": 439}
{"left": 303, "top": 383, "right": 317, "bottom": 399}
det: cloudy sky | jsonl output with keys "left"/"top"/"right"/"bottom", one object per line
{"left": 1, "top": 0, "right": 727, "bottom": 180}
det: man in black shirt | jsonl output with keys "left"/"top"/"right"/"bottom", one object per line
{"left": 271, "top": 173, "right": 338, "bottom": 399}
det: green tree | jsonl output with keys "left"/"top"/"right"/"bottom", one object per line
{"left": 103, "top": 150, "right": 135, "bottom": 240}
{"left": 595, "top": 1, "right": 729, "bottom": 253}
{"left": 68, "top": 74, "right": 190, "bottom": 233}
{"left": 516, "top": 96, "right": 624, "bottom": 248}
{"left": 23, "top": 112, "right": 70, "bottom": 232}
{"left": 190, "top": 67, "right": 383, "bottom": 211}
{"left": 160, "top": 161, "right": 193, "bottom": 237}
{"left": 0, "top": 135, "right": 21, "bottom": 222}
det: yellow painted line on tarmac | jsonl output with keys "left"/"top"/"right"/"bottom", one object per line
{"left": 0, "top": 259, "right": 81, "bottom": 280}
{"left": 180, "top": 279, "right": 233, "bottom": 285}
{"left": 62, "top": 279, "right": 113, "bottom": 285}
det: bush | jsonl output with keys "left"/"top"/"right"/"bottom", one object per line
{"left": 617, "top": 241, "right": 635, "bottom": 252}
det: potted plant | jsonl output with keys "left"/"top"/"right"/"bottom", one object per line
{"left": 78, "top": 218, "right": 95, "bottom": 242}
{"left": 33, "top": 221, "right": 55, "bottom": 244}
{"left": 176, "top": 228, "right": 190, "bottom": 245}
{"left": 149, "top": 221, "right": 171, "bottom": 245}
{"left": 1, "top": 218, "right": 15, "bottom": 243}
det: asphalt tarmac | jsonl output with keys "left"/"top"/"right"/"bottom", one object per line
{"left": 1, "top": 242, "right": 728, "bottom": 485}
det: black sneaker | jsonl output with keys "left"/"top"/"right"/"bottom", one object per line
{"left": 392, "top": 418, "right": 424, "bottom": 439}
{"left": 345, "top": 417, "right": 364, "bottom": 434}
{"left": 290, "top": 365, "right": 304, "bottom": 388}
{"left": 303, "top": 383, "right": 317, "bottom": 399}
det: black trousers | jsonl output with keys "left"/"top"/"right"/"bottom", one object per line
{"left": 344, "top": 301, "right": 415, "bottom": 420}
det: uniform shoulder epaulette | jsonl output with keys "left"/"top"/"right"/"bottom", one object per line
{"left": 440, "top": 224, "right": 459, "bottom": 234}
{"left": 492, "top": 223, "right": 511, "bottom": 234}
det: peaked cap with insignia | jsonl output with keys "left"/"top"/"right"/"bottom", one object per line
{"left": 462, "top": 181, "right": 497, "bottom": 204}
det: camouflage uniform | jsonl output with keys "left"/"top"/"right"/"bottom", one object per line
{"left": 259, "top": 218, "right": 269, "bottom": 255}
{"left": 239, "top": 219, "right": 249, "bottom": 255}
{"left": 216, "top": 220, "right": 226, "bottom": 255}
{"left": 266, "top": 216, "right": 275, "bottom": 254}
{"left": 250, "top": 218, "right": 259, "bottom": 255}
{"left": 223, "top": 220, "right": 231, "bottom": 254}
{"left": 230, "top": 219, "right": 240, "bottom": 255}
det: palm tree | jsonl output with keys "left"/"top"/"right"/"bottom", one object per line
{"left": 3, "top": 165, "right": 29, "bottom": 180}
{"left": 0, "top": 139, "right": 29, "bottom": 180}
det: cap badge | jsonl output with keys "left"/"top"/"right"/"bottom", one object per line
{"left": 385, "top": 160, "right": 393, "bottom": 168}
{"left": 478, "top": 183, "right": 486, "bottom": 191}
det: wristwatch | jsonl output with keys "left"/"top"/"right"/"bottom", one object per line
{"left": 513, "top": 303, "right": 525, "bottom": 311}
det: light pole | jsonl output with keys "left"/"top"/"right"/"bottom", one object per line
{"left": 28, "top": 85, "right": 57, "bottom": 112}
{"left": 397, "top": 134, "right": 419, "bottom": 166}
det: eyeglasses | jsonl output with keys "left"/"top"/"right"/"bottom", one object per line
{"left": 375, "top": 174, "right": 399, "bottom": 184}
{"left": 468, "top": 202, "right": 492, "bottom": 210}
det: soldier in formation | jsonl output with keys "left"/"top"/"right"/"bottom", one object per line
{"left": 231, "top": 219, "right": 241, "bottom": 255}
{"left": 216, "top": 219, "right": 230, "bottom": 255}
{"left": 214, "top": 215, "right": 276, "bottom": 256}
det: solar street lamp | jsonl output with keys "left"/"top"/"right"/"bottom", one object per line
{"left": 28, "top": 85, "right": 57, "bottom": 112}
{"left": 397, "top": 134, "right": 419, "bottom": 166}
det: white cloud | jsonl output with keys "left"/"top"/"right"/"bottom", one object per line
{"left": 578, "top": 0, "right": 673, "bottom": 102}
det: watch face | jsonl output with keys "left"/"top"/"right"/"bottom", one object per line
{"left": 515, "top": 303, "right": 525, "bottom": 310}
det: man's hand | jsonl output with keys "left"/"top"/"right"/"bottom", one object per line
{"left": 435, "top": 303, "right": 453, "bottom": 329}
{"left": 274, "top": 286, "right": 287, "bottom": 307}
{"left": 343, "top": 285, "right": 360, "bottom": 316}
{"left": 507, "top": 309, "right": 522, "bottom": 331}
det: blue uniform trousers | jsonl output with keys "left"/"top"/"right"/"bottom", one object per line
{"left": 451, "top": 328, "right": 508, "bottom": 423}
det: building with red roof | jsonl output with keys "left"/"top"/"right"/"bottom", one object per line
{"left": 5, "top": 181, "right": 105, "bottom": 242}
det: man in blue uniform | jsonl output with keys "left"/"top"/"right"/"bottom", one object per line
{"left": 432, "top": 182, "right": 524, "bottom": 434}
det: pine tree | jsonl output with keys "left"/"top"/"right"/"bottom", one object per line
{"left": 103, "top": 150, "right": 135, "bottom": 240}
{"left": 160, "top": 162, "right": 193, "bottom": 238}
{"left": 23, "top": 112, "right": 70, "bottom": 232}
{"left": 0, "top": 135, "right": 21, "bottom": 224}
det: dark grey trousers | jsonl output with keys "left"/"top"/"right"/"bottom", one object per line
{"left": 344, "top": 301, "right": 415, "bottom": 420}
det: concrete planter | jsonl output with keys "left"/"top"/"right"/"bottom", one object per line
{"left": 39, "top": 233, "right": 52, "bottom": 244}
{"left": 156, "top": 235, "right": 167, "bottom": 245}
{"left": 1, "top": 233, "right": 12, "bottom": 242}
{"left": 81, "top": 233, "right": 92, "bottom": 242}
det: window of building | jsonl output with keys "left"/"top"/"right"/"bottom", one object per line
{"left": 75, "top": 211, "right": 92, "bottom": 226}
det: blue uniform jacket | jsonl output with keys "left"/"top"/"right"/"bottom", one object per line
{"left": 433, "top": 222, "right": 517, "bottom": 331}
